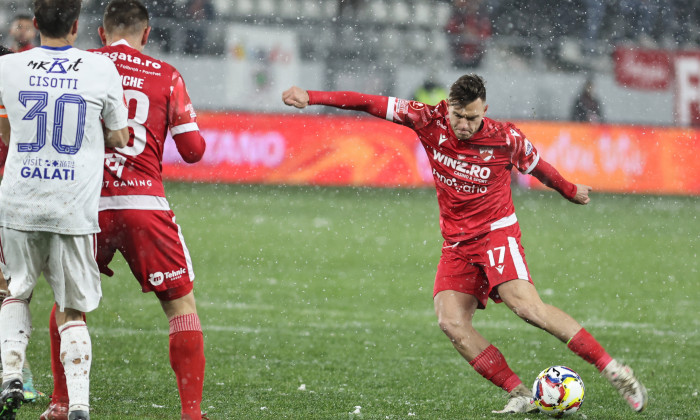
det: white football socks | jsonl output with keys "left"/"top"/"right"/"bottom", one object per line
{"left": 59, "top": 320, "right": 92, "bottom": 413}
{"left": 0, "top": 298, "right": 31, "bottom": 383}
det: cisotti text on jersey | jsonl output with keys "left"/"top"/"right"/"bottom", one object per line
{"left": 28, "top": 75, "right": 78, "bottom": 90}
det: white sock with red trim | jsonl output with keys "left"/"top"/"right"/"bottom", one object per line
{"left": 59, "top": 320, "right": 91, "bottom": 413}
{"left": 0, "top": 298, "right": 31, "bottom": 383}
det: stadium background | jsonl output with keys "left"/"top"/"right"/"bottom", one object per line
{"left": 0, "top": 1, "right": 698, "bottom": 419}
{"left": 2, "top": 0, "right": 699, "bottom": 194}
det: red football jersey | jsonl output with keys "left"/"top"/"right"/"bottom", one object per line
{"left": 388, "top": 98, "right": 539, "bottom": 242}
{"left": 91, "top": 41, "right": 200, "bottom": 202}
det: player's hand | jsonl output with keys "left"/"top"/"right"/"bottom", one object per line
{"left": 570, "top": 184, "right": 592, "bottom": 205}
{"left": 99, "top": 265, "right": 115, "bottom": 277}
{"left": 282, "top": 86, "right": 310, "bottom": 109}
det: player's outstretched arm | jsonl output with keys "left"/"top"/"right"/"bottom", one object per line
{"left": 283, "top": 88, "right": 391, "bottom": 120}
{"left": 530, "top": 159, "right": 592, "bottom": 205}
{"left": 282, "top": 86, "right": 310, "bottom": 109}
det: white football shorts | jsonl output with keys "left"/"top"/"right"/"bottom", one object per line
{"left": 0, "top": 227, "right": 102, "bottom": 312}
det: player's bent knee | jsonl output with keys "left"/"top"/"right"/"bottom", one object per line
{"left": 437, "top": 315, "right": 472, "bottom": 338}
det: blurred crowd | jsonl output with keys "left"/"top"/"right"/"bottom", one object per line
{"left": 490, "top": 0, "right": 698, "bottom": 48}
{"left": 2, "top": 0, "right": 698, "bottom": 67}
{"left": 445, "top": 0, "right": 699, "bottom": 68}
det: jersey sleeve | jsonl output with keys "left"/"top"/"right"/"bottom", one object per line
{"left": 168, "top": 69, "right": 200, "bottom": 136}
{"left": 168, "top": 69, "right": 205, "bottom": 162}
{"left": 308, "top": 90, "right": 389, "bottom": 119}
{"left": 173, "top": 130, "right": 206, "bottom": 163}
{"left": 506, "top": 124, "right": 577, "bottom": 200}
{"left": 307, "top": 90, "right": 434, "bottom": 131}
{"left": 530, "top": 158, "right": 577, "bottom": 200}
{"left": 386, "top": 97, "right": 436, "bottom": 130}
{"left": 101, "top": 61, "right": 128, "bottom": 130}
{"left": 506, "top": 125, "right": 540, "bottom": 174}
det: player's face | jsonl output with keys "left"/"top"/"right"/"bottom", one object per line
{"left": 10, "top": 19, "right": 35, "bottom": 46}
{"left": 448, "top": 98, "right": 487, "bottom": 140}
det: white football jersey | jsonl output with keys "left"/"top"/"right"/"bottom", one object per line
{"left": 0, "top": 46, "right": 127, "bottom": 234}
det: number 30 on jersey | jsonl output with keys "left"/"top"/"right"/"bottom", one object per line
{"left": 18, "top": 90, "right": 86, "bottom": 155}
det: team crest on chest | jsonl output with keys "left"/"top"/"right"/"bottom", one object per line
{"left": 479, "top": 147, "right": 494, "bottom": 161}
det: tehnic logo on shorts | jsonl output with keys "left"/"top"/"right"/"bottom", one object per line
{"left": 148, "top": 268, "right": 187, "bottom": 286}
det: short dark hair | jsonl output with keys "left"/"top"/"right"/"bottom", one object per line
{"left": 33, "top": 0, "right": 81, "bottom": 38}
{"left": 11, "top": 14, "right": 33, "bottom": 23}
{"left": 449, "top": 74, "right": 486, "bottom": 106}
{"left": 103, "top": 0, "right": 150, "bottom": 35}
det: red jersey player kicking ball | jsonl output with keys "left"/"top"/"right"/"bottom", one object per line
{"left": 41, "top": 1, "right": 207, "bottom": 419}
{"left": 282, "top": 75, "right": 647, "bottom": 415}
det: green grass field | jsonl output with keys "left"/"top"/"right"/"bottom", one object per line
{"left": 18, "top": 183, "right": 700, "bottom": 419}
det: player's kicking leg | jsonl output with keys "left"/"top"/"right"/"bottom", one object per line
{"left": 600, "top": 358, "right": 648, "bottom": 412}
{"left": 498, "top": 279, "right": 648, "bottom": 412}
{"left": 434, "top": 291, "right": 537, "bottom": 414}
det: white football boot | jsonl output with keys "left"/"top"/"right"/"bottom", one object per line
{"left": 492, "top": 386, "right": 537, "bottom": 414}
{"left": 602, "top": 359, "right": 648, "bottom": 412}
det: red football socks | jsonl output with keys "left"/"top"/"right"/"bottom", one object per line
{"left": 50, "top": 306, "right": 206, "bottom": 418}
{"left": 48, "top": 303, "right": 69, "bottom": 405}
{"left": 567, "top": 328, "right": 613, "bottom": 372}
{"left": 469, "top": 345, "right": 522, "bottom": 392}
{"left": 169, "top": 313, "right": 205, "bottom": 419}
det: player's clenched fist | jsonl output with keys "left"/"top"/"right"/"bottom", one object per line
{"left": 571, "top": 184, "right": 592, "bottom": 205}
{"left": 282, "top": 86, "right": 310, "bottom": 108}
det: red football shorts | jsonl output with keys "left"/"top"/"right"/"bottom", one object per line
{"left": 433, "top": 223, "right": 533, "bottom": 309}
{"left": 97, "top": 209, "right": 195, "bottom": 301}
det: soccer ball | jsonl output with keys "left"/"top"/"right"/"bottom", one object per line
{"left": 532, "top": 366, "right": 585, "bottom": 418}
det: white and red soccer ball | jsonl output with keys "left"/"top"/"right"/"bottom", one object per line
{"left": 532, "top": 366, "right": 585, "bottom": 418}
